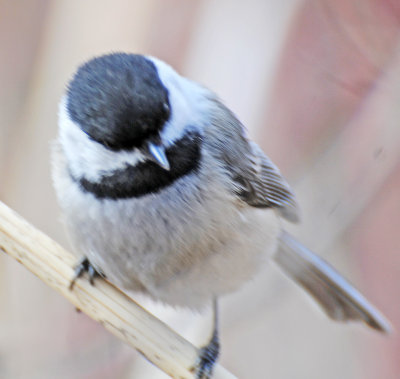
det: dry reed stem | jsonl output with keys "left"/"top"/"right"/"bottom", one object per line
{"left": 0, "top": 201, "right": 236, "bottom": 379}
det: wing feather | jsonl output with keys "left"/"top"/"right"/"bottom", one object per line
{"left": 207, "top": 100, "right": 300, "bottom": 223}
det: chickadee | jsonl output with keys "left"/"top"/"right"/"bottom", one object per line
{"left": 52, "top": 53, "right": 390, "bottom": 378}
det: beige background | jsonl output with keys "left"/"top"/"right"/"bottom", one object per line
{"left": 1, "top": 1, "right": 399, "bottom": 378}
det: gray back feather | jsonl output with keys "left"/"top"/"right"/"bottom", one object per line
{"left": 206, "top": 99, "right": 299, "bottom": 222}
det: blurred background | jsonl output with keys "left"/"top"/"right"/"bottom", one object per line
{"left": 1, "top": 0, "right": 399, "bottom": 378}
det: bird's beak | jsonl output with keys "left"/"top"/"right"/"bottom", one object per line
{"left": 147, "top": 141, "right": 170, "bottom": 171}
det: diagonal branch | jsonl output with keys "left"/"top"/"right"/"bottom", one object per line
{"left": 0, "top": 201, "right": 236, "bottom": 379}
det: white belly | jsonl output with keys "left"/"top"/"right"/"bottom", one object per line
{"left": 53, "top": 147, "right": 281, "bottom": 309}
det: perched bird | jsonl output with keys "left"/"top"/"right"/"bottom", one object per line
{"left": 52, "top": 53, "right": 390, "bottom": 378}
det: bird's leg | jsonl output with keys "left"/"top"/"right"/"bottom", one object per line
{"left": 69, "top": 257, "right": 105, "bottom": 290}
{"left": 196, "top": 298, "right": 220, "bottom": 379}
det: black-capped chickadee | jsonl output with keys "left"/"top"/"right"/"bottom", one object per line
{"left": 52, "top": 53, "right": 390, "bottom": 378}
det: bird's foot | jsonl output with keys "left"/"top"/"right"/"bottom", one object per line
{"left": 69, "top": 257, "right": 105, "bottom": 290}
{"left": 195, "top": 327, "right": 220, "bottom": 379}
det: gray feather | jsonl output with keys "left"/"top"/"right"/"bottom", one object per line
{"left": 207, "top": 100, "right": 300, "bottom": 222}
{"left": 274, "top": 231, "right": 391, "bottom": 333}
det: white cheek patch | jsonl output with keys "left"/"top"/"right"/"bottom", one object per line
{"left": 58, "top": 98, "right": 145, "bottom": 182}
{"left": 148, "top": 57, "right": 211, "bottom": 146}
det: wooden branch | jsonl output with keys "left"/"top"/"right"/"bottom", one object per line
{"left": 0, "top": 201, "right": 236, "bottom": 379}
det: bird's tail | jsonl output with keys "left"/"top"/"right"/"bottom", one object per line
{"left": 273, "top": 231, "right": 391, "bottom": 333}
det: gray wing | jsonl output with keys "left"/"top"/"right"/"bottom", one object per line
{"left": 241, "top": 141, "right": 299, "bottom": 222}
{"left": 207, "top": 101, "right": 390, "bottom": 333}
{"left": 207, "top": 100, "right": 299, "bottom": 223}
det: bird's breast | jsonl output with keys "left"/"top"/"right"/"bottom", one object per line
{"left": 55, "top": 143, "right": 280, "bottom": 308}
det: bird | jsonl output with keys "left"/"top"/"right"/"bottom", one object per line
{"left": 52, "top": 52, "right": 391, "bottom": 378}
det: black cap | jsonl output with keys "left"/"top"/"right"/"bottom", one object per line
{"left": 66, "top": 53, "right": 171, "bottom": 151}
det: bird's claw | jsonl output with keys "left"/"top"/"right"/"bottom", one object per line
{"left": 69, "top": 257, "right": 104, "bottom": 290}
{"left": 195, "top": 330, "right": 220, "bottom": 379}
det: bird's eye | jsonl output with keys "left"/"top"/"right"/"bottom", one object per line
{"left": 102, "top": 140, "right": 115, "bottom": 150}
